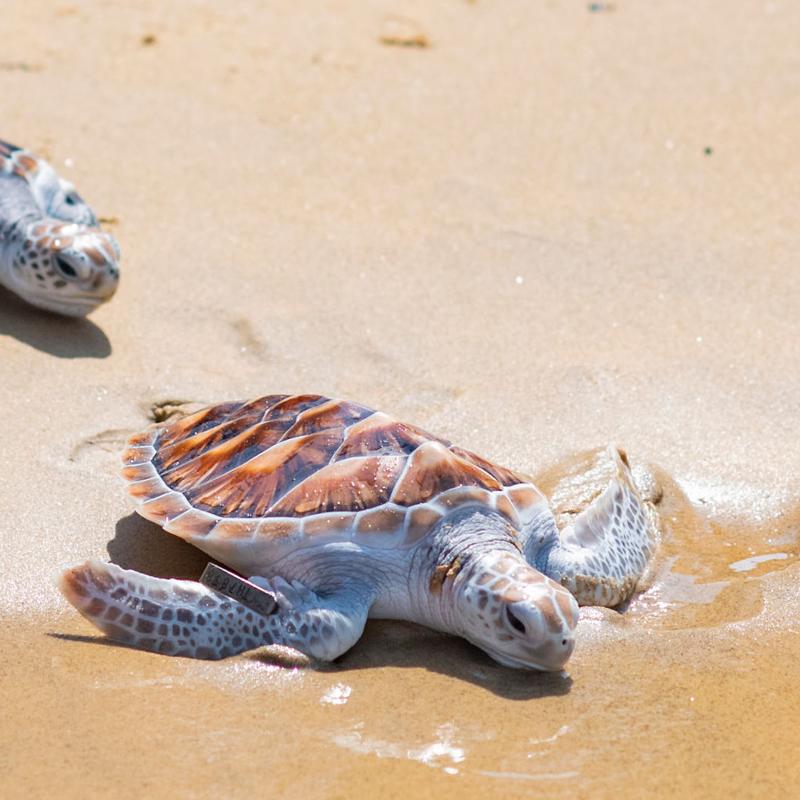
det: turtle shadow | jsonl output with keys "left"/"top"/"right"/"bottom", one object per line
{"left": 50, "top": 625, "right": 570, "bottom": 700}
{"left": 106, "top": 512, "right": 208, "bottom": 579}
{"left": 48, "top": 632, "right": 141, "bottom": 650}
{"left": 252, "top": 621, "right": 573, "bottom": 700}
{"left": 0, "top": 284, "right": 111, "bottom": 358}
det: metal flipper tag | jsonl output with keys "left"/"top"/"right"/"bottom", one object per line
{"left": 200, "top": 563, "right": 278, "bottom": 616}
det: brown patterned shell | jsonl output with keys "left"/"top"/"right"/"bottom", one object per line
{"left": 122, "top": 394, "right": 549, "bottom": 551}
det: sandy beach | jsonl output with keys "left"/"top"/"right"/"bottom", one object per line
{"left": 1, "top": 1, "right": 799, "bottom": 797}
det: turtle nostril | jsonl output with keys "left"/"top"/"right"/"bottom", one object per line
{"left": 506, "top": 607, "right": 526, "bottom": 634}
{"left": 55, "top": 256, "right": 77, "bottom": 279}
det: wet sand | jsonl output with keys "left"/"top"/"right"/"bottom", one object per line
{"left": 1, "top": 1, "right": 799, "bottom": 797}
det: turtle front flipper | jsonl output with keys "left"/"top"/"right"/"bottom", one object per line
{"left": 59, "top": 560, "right": 372, "bottom": 661}
{"left": 535, "top": 448, "right": 659, "bottom": 607}
{"left": 0, "top": 139, "right": 97, "bottom": 226}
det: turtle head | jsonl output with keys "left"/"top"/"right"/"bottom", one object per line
{"left": 4, "top": 219, "right": 119, "bottom": 316}
{"left": 452, "top": 551, "right": 579, "bottom": 671}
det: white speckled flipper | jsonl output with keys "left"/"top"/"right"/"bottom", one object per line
{"left": 538, "top": 448, "right": 657, "bottom": 607}
{"left": 59, "top": 560, "right": 371, "bottom": 661}
{"left": 0, "top": 138, "right": 98, "bottom": 226}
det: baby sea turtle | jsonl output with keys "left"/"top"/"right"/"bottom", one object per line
{"left": 60, "top": 394, "right": 657, "bottom": 671}
{"left": 0, "top": 139, "right": 119, "bottom": 316}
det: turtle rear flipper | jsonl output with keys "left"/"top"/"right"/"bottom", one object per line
{"left": 59, "top": 560, "right": 371, "bottom": 661}
{"left": 537, "top": 448, "right": 658, "bottom": 607}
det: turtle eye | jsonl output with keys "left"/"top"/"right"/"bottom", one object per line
{"left": 506, "top": 607, "right": 526, "bottom": 634}
{"left": 64, "top": 190, "right": 84, "bottom": 207}
{"left": 54, "top": 255, "right": 78, "bottom": 279}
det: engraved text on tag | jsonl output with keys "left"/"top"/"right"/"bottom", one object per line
{"left": 200, "top": 563, "right": 277, "bottom": 616}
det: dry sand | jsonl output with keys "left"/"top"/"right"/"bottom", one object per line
{"left": 1, "top": 1, "right": 799, "bottom": 797}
